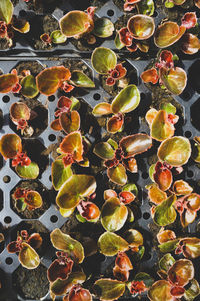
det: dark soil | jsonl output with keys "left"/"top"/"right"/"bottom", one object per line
{"left": 0, "top": 38, "right": 12, "bottom": 50}
{"left": 15, "top": 61, "right": 44, "bottom": 77}
{"left": 12, "top": 264, "right": 49, "bottom": 300}
{"left": 0, "top": 110, "right": 3, "bottom": 130}
{"left": 10, "top": 180, "right": 51, "bottom": 219}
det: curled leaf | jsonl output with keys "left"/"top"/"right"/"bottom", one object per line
{"left": 154, "top": 194, "right": 177, "bottom": 226}
{"left": 50, "top": 30, "right": 67, "bottom": 44}
{"left": 60, "top": 111, "right": 80, "bottom": 134}
{"left": 127, "top": 14, "right": 155, "bottom": 40}
{"left": 168, "top": 259, "right": 194, "bottom": 287}
{"left": 173, "top": 180, "right": 193, "bottom": 195}
{"left": 159, "top": 253, "right": 175, "bottom": 272}
{"left": 154, "top": 22, "right": 186, "bottom": 48}
{"left": 160, "top": 67, "right": 187, "bottom": 95}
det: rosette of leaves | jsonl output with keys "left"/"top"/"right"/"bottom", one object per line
{"left": 93, "top": 134, "right": 152, "bottom": 185}
{"left": 124, "top": 0, "right": 155, "bottom": 15}
{"left": 0, "top": 134, "right": 39, "bottom": 179}
{"left": 12, "top": 187, "right": 43, "bottom": 212}
{"left": 115, "top": 14, "right": 155, "bottom": 53}
{"left": 157, "top": 229, "right": 200, "bottom": 259}
{"left": 148, "top": 256, "right": 200, "bottom": 301}
{"left": 92, "top": 84, "right": 140, "bottom": 133}
{"left": 49, "top": 228, "right": 88, "bottom": 299}
{"left": 7, "top": 230, "right": 42, "bottom": 269}
{"left": 0, "top": 0, "right": 30, "bottom": 48}
{"left": 91, "top": 47, "right": 127, "bottom": 86}
{"left": 141, "top": 50, "right": 187, "bottom": 95}
{"left": 154, "top": 12, "right": 200, "bottom": 55}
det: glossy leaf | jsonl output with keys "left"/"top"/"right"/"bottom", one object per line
{"left": 50, "top": 228, "right": 84, "bottom": 263}
{"left": 50, "top": 30, "right": 67, "bottom": 44}
{"left": 127, "top": 14, "right": 155, "bottom": 40}
{"left": 154, "top": 22, "right": 186, "bottom": 48}
{"left": 120, "top": 133, "right": 152, "bottom": 158}
{"left": 124, "top": 229, "right": 143, "bottom": 248}
{"left": 20, "top": 75, "right": 39, "bottom": 98}
{"left": 158, "top": 239, "right": 180, "bottom": 253}
{"left": 59, "top": 207, "right": 75, "bottom": 218}
{"left": 137, "top": 0, "right": 155, "bottom": 16}
{"left": 160, "top": 67, "right": 187, "bottom": 95}
{"left": 153, "top": 162, "right": 173, "bottom": 191}
{"left": 173, "top": 180, "right": 193, "bottom": 195}
{"left": 56, "top": 174, "right": 96, "bottom": 209}
{"left": 94, "top": 18, "right": 114, "bottom": 38}
{"left": 141, "top": 68, "right": 159, "bottom": 84}
{"left": 0, "top": 0, "right": 13, "bottom": 24}
{"left": 70, "top": 71, "right": 95, "bottom": 88}
{"left": 107, "top": 164, "right": 127, "bottom": 185}
{"left": 107, "top": 114, "right": 124, "bottom": 133}
{"left": 168, "top": 259, "right": 194, "bottom": 287}
{"left": 52, "top": 159, "right": 73, "bottom": 191}
{"left": 60, "top": 11, "right": 93, "bottom": 37}
{"left": 91, "top": 47, "right": 117, "bottom": 74}
{"left": 16, "top": 162, "right": 39, "bottom": 179}
{"left": 47, "top": 258, "right": 73, "bottom": 282}
{"left": 98, "top": 232, "right": 129, "bottom": 256}
{"left": 25, "top": 191, "right": 42, "bottom": 209}
{"left": 159, "top": 253, "right": 175, "bottom": 272}
{"left": 146, "top": 183, "right": 167, "bottom": 205}
{"left": 160, "top": 103, "right": 176, "bottom": 115}
{"left": 19, "top": 242, "right": 40, "bottom": 269}
{"left": 148, "top": 280, "right": 174, "bottom": 301}
{"left": 184, "top": 279, "right": 200, "bottom": 301}
{"left": 101, "top": 197, "right": 128, "bottom": 232}
{"left": 157, "top": 229, "right": 176, "bottom": 244}
{"left": 151, "top": 110, "right": 175, "bottom": 141}
{"left": 60, "top": 132, "right": 83, "bottom": 162}
{"left": 158, "top": 136, "right": 191, "bottom": 167}
{"left": 111, "top": 84, "right": 140, "bottom": 114}
{"left": 134, "top": 272, "right": 154, "bottom": 288}
{"left": 181, "top": 33, "right": 200, "bottom": 55}
{"left": 94, "top": 279, "right": 125, "bottom": 301}
{"left": 92, "top": 103, "right": 112, "bottom": 116}
{"left": 0, "top": 73, "right": 18, "bottom": 93}
{"left": 0, "top": 134, "right": 22, "bottom": 159}
{"left": 10, "top": 102, "right": 30, "bottom": 121}
{"left": 180, "top": 237, "right": 200, "bottom": 259}
{"left": 12, "top": 18, "right": 30, "bottom": 33}
{"left": 93, "top": 142, "right": 115, "bottom": 160}
{"left": 36, "top": 66, "right": 71, "bottom": 96}
{"left": 60, "top": 111, "right": 80, "bottom": 134}
{"left": 154, "top": 194, "right": 177, "bottom": 226}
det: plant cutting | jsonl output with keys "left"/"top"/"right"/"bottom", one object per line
{"left": 92, "top": 84, "right": 140, "bottom": 133}
{"left": 141, "top": 50, "right": 187, "bottom": 95}
{"left": 93, "top": 134, "right": 152, "bottom": 185}
{"left": 0, "top": 0, "right": 30, "bottom": 48}
{"left": 7, "top": 230, "right": 42, "bottom": 269}
{"left": 115, "top": 14, "right": 155, "bottom": 52}
{"left": 0, "top": 134, "right": 39, "bottom": 179}
{"left": 12, "top": 187, "right": 43, "bottom": 212}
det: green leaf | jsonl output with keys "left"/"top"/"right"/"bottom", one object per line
{"left": 107, "top": 164, "right": 127, "bottom": 186}
{"left": 134, "top": 272, "right": 154, "bottom": 288}
{"left": 50, "top": 228, "right": 84, "bottom": 263}
{"left": 19, "top": 242, "right": 40, "bottom": 269}
{"left": 52, "top": 159, "right": 73, "bottom": 191}
{"left": 154, "top": 194, "right": 177, "bottom": 226}
{"left": 15, "top": 198, "right": 27, "bottom": 211}
{"left": 184, "top": 279, "right": 200, "bottom": 301}
{"left": 159, "top": 253, "right": 175, "bottom": 272}
{"left": 98, "top": 232, "right": 129, "bottom": 256}
{"left": 16, "top": 162, "right": 39, "bottom": 179}
{"left": 0, "top": 0, "right": 13, "bottom": 24}
{"left": 149, "top": 164, "right": 156, "bottom": 181}
{"left": 50, "top": 30, "right": 67, "bottom": 44}
{"left": 101, "top": 197, "right": 128, "bottom": 232}
{"left": 70, "top": 71, "right": 95, "bottom": 88}
{"left": 91, "top": 47, "right": 117, "bottom": 74}
{"left": 94, "top": 18, "right": 114, "bottom": 38}
{"left": 148, "top": 280, "right": 173, "bottom": 301}
{"left": 160, "top": 67, "right": 187, "bottom": 95}
{"left": 114, "top": 32, "right": 125, "bottom": 49}
{"left": 158, "top": 239, "right": 180, "bottom": 253}
{"left": 137, "top": 0, "right": 155, "bottom": 16}
{"left": 92, "top": 103, "right": 112, "bottom": 117}
{"left": 151, "top": 110, "right": 174, "bottom": 141}
{"left": 122, "top": 183, "right": 138, "bottom": 196}
{"left": 20, "top": 75, "right": 39, "bottom": 98}
{"left": 107, "top": 138, "right": 118, "bottom": 150}
{"left": 160, "top": 103, "right": 176, "bottom": 114}
{"left": 70, "top": 96, "right": 80, "bottom": 110}
{"left": 93, "top": 142, "right": 115, "bottom": 160}
{"left": 94, "top": 279, "right": 125, "bottom": 301}
{"left": 111, "top": 85, "right": 140, "bottom": 114}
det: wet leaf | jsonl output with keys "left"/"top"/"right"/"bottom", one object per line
{"left": 20, "top": 75, "right": 39, "bottom": 98}
{"left": 94, "top": 18, "right": 114, "bottom": 38}
{"left": 0, "top": 0, "right": 13, "bottom": 24}
{"left": 56, "top": 174, "right": 96, "bottom": 209}
{"left": 70, "top": 71, "right": 95, "bottom": 88}
{"left": 19, "top": 242, "right": 40, "bottom": 269}
{"left": 107, "top": 164, "right": 127, "bottom": 185}
{"left": 60, "top": 132, "right": 83, "bottom": 162}
{"left": 168, "top": 259, "right": 194, "bottom": 287}
{"left": 160, "top": 67, "right": 187, "bottom": 95}
{"left": 16, "top": 162, "right": 39, "bottom": 179}
{"left": 25, "top": 191, "right": 42, "bottom": 209}
{"left": 184, "top": 279, "right": 200, "bottom": 301}
{"left": 173, "top": 180, "right": 193, "bottom": 195}
{"left": 94, "top": 142, "right": 115, "bottom": 160}
{"left": 137, "top": 0, "right": 155, "bottom": 16}
{"left": 124, "top": 229, "right": 143, "bottom": 248}
{"left": 36, "top": 66, "right": 71, "bottom": 96}
{"left": 158, "top": 136, "right": 191, "bottom": 167}
{"left": 180, "top": 237, "right": 200, "bottom": 258}
{"left": 60, "top": 11, "right": 93, "bottom": 37}
{"left": 154, "top": 194, "right": 177, "bottom": 226}
{"left": 127, "top": 15, "right": 155, "bottom": 40}
{"left": 111, "top": 84, "right": 140, "bottom": 114}
{"left": 94, "top": 279, "right": 125, "bottom": 301}
{"left": 120, "top": 133, "right": 152, "bottom": 158}
{"left": 151, "top": 110, "right": 175, "bottom": 141}
{"left": 148, "top": 280, "right": 174, "bottom": 301}
{"left": 159, "top": 253, "right": 175, "bottom": 272}
{"left": 60, "top": 111, "right": 80, "bottom": 134}
{"left": 147, "top": 183, "right": 167, "bottom": 205}
{"left": 98, "top": 232, "right": 129, "bottom": 256}
{"left": 50, "top": 30, "right": 67, "bottom": 44}
{"left": 52, "top": 159, "right": 73, "bottom": 191}
{"left": 50, "top": 228, "right": 84, "bottom": 263}
{"left": 158, "top": 239, "right": 180, "bottom": 253}
{"left": 91, "top": 47, "right": 117, "bottom": 74}
{"left": 92, "top": 103, "right": 112, "bottom": 116}
{"left": 154, "top": 22, "right": 186, "bottom": 48}
{"left": 0, "top": 73, "right": 18, "bottom": 93}
{"left": 101, "top": 197, "right": 128, "bottom": 232}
